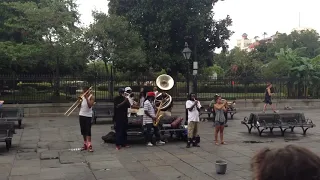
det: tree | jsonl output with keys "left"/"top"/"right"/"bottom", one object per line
{"left": 86, "top": 12, "right": 146, "bottom": 77}
{"left": 108, "top": 0, "right": 233, "bottom": 77}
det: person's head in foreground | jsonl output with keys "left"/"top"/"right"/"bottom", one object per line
{"left": 251, "top": 145, "right": 320, "bottom": 180}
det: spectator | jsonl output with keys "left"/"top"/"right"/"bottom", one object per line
{"left": 251, "top": 145, "right": 320, "bottom": 180}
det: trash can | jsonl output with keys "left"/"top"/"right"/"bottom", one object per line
{"left": 215, "top": 160, "right": 227, "bottom": 174}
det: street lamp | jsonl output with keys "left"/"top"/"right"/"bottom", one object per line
{"left": 182, "top": 42, "right": 192, "bottom": 125}
{"left": 182, "top": 42, "right": 192, "bottom": 94}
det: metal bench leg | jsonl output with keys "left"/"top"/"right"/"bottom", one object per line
{"left": 280, "top": 128, "right": 287, "bottom": 136}
{"left": 18, "top": 120, "right": 22, "bottom": 129}
{"left": 243, "top": 124, "right": 251, "bottom": 133}
{"left": 291, "top": 127, "right": 295, "bottom": 132}
{"left": 257, "top": 127, "right": 265, "bottom": 137}
{"left": 302, "top": 127, "right": 310, "bottom": 135}
{"left": 269, "top": 127, "right": 274, "bottom": 134}
{"left": 5, "top": 140, "right": 11, "bottom": 151}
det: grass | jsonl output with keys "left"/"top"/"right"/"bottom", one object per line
{"left": 1, "top": 91, "right": 287, "bottom": 103}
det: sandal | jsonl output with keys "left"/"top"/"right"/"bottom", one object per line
{"left": 221, "top": 142, "right": 227, "bottom": 145}
{"left": 215, "top": 142, "right": 219, "bottom": 145}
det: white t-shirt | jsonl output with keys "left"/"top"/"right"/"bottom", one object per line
{"left": 79, "top": 95, "right": 93, "bottom": 117}
{"left": 186, "top": 100, "right": 202, "bottom": 122}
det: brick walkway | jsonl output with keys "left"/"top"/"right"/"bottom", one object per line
{"left": 1, "top": 110, "right": 320, "bottom": 180}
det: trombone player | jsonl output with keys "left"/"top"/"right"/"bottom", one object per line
{"left": 78, "top": 86, "right": 95, "bottom": 152}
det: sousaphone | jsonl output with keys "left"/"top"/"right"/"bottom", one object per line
{"left": 154, "top": 74, "right": 174, "bottom": 126}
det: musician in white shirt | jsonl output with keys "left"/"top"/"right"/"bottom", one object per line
{"left": 185, "top": 93, "right": 201, "bottom": 148}
{"left": 78, "top": 86, "right": 95, "bottom": 152}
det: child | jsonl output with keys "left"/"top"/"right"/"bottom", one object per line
{"left": 214, "top": 95, "right": 227, "bottom": 145}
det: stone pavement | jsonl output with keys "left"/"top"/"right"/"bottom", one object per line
{"left": 1, "top": 109, "right": 320, "bottom": 180}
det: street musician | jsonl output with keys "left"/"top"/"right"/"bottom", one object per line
{"left": 78, "top": 86, "right": 95, "bottom": 152}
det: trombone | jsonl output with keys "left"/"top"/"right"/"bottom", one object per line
{"left": 64, "top": 86, "right": 93, "bottom": 116}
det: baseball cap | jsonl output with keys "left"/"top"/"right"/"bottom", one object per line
{"left": 125, "top": 87, "right": 132, "bottom": 92}
{"left": 147, "top": 92, "right": 155, "bottom": 97}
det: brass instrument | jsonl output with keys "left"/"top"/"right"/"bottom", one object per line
{"left": 64, "top": 86, "right": 93, "bottom": 116}
{"left": 154, "top": 74, "right": 174, "bottom": 126}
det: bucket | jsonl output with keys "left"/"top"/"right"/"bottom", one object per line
{"left": 215, "top": 160, "right": 227, "bottom": 174}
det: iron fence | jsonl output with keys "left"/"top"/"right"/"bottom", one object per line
{"left": 0, "top": 74, "right": 319, "bottom": 104}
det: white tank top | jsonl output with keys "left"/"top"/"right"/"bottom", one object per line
{"left": 79, "top": 95, "right": 93, "bottom": 117}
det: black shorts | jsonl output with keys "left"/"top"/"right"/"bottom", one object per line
{"left": 79, "top": 116, "right": 92, "bottom": 136}
{"left": 264, "top": 99, "right": 272, "bottom": 105}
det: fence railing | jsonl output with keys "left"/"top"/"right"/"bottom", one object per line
{"left": 0, "top": 74, "right": 319, "bottom": 104}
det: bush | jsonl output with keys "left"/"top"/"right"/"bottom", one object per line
{"left": 20, "top": 86, "right": 37, "bottom": 95}
{"left": 17, "top": 82, "right": 52, "bottom": 91}
{"left": 198, "top": 84, "right": 266, "bottom": 93}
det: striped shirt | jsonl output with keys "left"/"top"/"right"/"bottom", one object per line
{"left": 143, "top": 100, "right": 155, "bottom": 125}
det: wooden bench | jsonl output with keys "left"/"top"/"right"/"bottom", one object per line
{"left": 92, "top": 104, "right": 114, "bottom": 124}
{"left": 0, "top": 107, "right": 24, "bottom": 128}
{"left": 241, "top": 112, "right": 315, "bottom": 136}
{"left": 0, "top": 122, "right": 14, "bottom": 151}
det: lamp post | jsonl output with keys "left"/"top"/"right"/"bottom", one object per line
{"left": 182, "top": 42, "right": 192, "bottom": 124}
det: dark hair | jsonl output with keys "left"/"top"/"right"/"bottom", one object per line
{"left": 251, "top": 145, "right": 320, "bottom": 180}
{"left": 189, "top": 93, "right": 196, "bottom": 100}
{"left": 214, "top": 95, "right": 221, "bottom": 102}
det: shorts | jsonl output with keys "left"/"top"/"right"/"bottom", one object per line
{"left": 264, "top": 99, "right": 272, "bottom": 105}
{"left": 215, "top": 121, "right": 225, "bottom": 126}
{"left": 79, "top": 116, "right": 92, "bottom": 136}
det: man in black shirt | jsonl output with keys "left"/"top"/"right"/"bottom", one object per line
{"left": 114, "top": 88, "right": 131, "bottom": 150}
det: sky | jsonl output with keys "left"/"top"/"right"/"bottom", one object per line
{"left": 77, "top": 0, "right": 320, "bottom": 49}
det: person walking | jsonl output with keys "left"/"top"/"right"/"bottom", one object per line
{"left": 263, "top": 82, "right": 278, "bottom": 113}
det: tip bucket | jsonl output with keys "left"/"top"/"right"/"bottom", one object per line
{"left": 215, "top": 160, "right": 227, "bottom": 174}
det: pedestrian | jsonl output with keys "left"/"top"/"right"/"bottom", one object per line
{"left": 263, "top": 81, "right": 278, "bottom": 113}
{"left": 114, "top": 88, "right": 131, "bottom": 150}
{"left": 143, "top": 92, "right": 165, "bottom": 146}
{"left": 79, "top": 86, "right": 95, "bottom": 152}
{"left": 186, "top": 93, "right": 202, "bottom": 148}
{"left": 214, "top": 95, "right": 227, "bottom": 145}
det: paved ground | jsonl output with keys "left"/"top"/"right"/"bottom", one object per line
{"left": 1, "top": 110, "right": 320, "bottom": 180}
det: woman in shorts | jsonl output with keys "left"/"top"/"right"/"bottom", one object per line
{"left": 214, "top": 95, "right": 227, "bottom": 145}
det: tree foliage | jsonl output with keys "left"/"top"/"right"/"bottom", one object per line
{"left": 108, "top": 0, "right": 233, "bottom": 76}
{"left": 85, "top": 12, "right": 146, "bottom": 76}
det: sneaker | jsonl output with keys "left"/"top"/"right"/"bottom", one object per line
{"left": 156, "top": 140, "right": 165, "bottom": 146}
{"left": 147, "top": 142, "right": 153, "bottom": 147}
{"left": 88, "top": 145, "right": 94, "bottom": 152}
{"left": 81, "top": 144, "right": 87, "bottom": 151}
{"left": 122, "top": 145, "right": 130, "bottom": 148}
{"left": 116, "top": 146, "right": 121, "bottom": 150}
{"left": 274, "top": 110, "right": 279, "bottom": 113}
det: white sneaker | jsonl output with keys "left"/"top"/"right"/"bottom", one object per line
{"left": 147, "top": 142, "right": 153, "bottom": 146}
{"left": 156, "top": 140, "right": 165, "bottom": 146}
